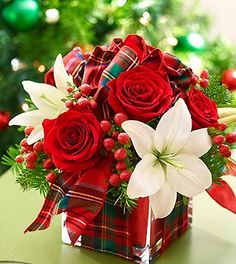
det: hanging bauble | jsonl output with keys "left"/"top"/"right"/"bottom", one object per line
{"left": 222, "top": 69, "right": 236, "bottom": 91}
{"left": 174, "top": 32, "right": 206, "bottom": 52}
{"left": 45, "top": 8, "right": 60, "bottom": 24}
{"left": 2, "top": 0, "right": 41, "bottom": 32}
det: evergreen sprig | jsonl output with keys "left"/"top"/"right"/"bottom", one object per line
{"left": 202, "top": 76, "right": 233, "bottom": 107}
{"left": 107, "top": 182, "right": 137, "bottom": 214}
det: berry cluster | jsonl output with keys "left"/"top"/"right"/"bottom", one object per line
{"left": 64, "top": 83, "right": 97, "bottom": 110}
{"left": 190, "top": 69, "right": 209, "bottom": 89}
{"left": 100, "top": 113, "right": 135, "bottom": 187}
{"left": 15, "top": 126, "right": 57, "bottom": 183}
{"left": 212, "top": 122, "right": 236, "bottom": 158}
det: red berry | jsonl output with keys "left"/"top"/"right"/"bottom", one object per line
{"left": 219, "top": 144, "right": 230, "bottom": 156}
{"left": 46, "top": 171, "right": 57, "bottom": 183}
{"left": 43, "top": 158, "right": 54, "bottom": 170}
{"left": 80, "top": 84, "right": 92, "bottom": 96}
{"left": 20, "top": 138, "right": 33, "bottom": 150}
{"left": 200, "top": 79, "right": 209, "bottom": 88}
{"left": 109, "top": 174, "right": 121, "bottom": 187}
{"left": 89, "top": 99, "right": 97, "bottom": 109}
{"left": 218, "top": 123, "right": 228, "bottom": 131}
{"left": 33, "top": 141, "right": 44, "bottom": 153}
{"left": 24, "top": 126, "right": 34, "bottom": 136}
{"left": 100, "top": 120, "right": 112, "bottom": 133}
{"left": 73, "top": 91, "right": 81, "bottom": 100}
{"left": 15, "top": 155, "right": 24, "bottom": 163}
{"left": 212, "top": 135, "right": 225, "bottom": 145}
{"left": 66, "top": 87, "right": 74, "bottom": 93}
{"left": 26, "top": 152, "right": 38, "bottom": 163}
{"left": 200, "top": 69, "right": 209, "bottom": 79}
{"left": 65, "top": 100, "right": 74, "bottom": 108}
{"left": 118, "top": 133, "right": 130, "bottom": 145}
{"left": 103, "top": 138, "right": 116, "bottom": 151}
{"left": 26, "top": 162, "right": 36, "bottom": 170}
{"left": 77, "top": 97, "right": 90, "bottom": 108}
{"left": 112, "top": 131, "right": 119, "bottom": 139}
{"left": 114, "top": 148, "right": 127, "bottom": 160}
{"left": 226, "top": 132, "right": 236, "bottom": 144}
{"left": 190, "top": 75, "right": 198, "bottom": 85}
{"left": 114, "top": 113, "right": 128, "bottom": 126}
{"left": 120, "top": 170, "right": 132, "bottom": 182}
{"left": 223, "top": 151, "right": 232, "bottom": 158}
{"left": 116, "top": 161, "right": 127, "bottom": 171}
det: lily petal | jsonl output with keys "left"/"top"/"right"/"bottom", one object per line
{"left": 127, "top": 153, "right": 165, "bottom": 198}
{"left": 122, "top": 120, "right": 154, "bottom": 158}
{"left": 166, "top": 154, "right": 212, "bottom": 197}
{"left": 181, "top": 128, "right": 212, "bottom": 157}
{"left": 27, "top": 124, "right": 44, "bottom": 145}
{"left": 149, "top": 182, "right": 177, "bottom": 218}
{"left": 22, "top": 81, "right": 66, "bottom": 113}
{"left": 154, "top": 98, "right": 191, "bottom": 154}
{"left": 9, "top": 110, "right": 45, "bottom": 127}
{"left": 54, "top": 54, "right": 74, "bottom": 92}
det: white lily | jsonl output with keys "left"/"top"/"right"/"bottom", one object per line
{"left": 122, "top": 98, "right": 212, "bottom": 218}
{"left": 9, "top": 54, "right": 74, "bottom": 145}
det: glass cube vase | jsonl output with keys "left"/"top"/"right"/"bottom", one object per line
{"left": 62, "top": 194, "right": 192, "bottom": 263}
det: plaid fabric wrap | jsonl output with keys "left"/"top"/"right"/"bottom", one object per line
{"left": 74, "top": 194, "right": 191, "bottom": 262}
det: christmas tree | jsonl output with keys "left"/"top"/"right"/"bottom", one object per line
{"left": 0, "top": 0, "right": 236, "bottom": 174}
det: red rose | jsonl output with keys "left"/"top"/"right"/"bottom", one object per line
{"left": 43, "top": 110, "right": 103, "bottom": 172}
{"left": 107, "top": 65, "right": 173, "bottom": 122}
{"left": 185, "top": 88, "right": 219, "bottom": 129}
{"left": 0, "top": 111, "right": 10, "bottom": 131}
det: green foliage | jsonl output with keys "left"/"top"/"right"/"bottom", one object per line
{"left": 202, "top": 76, "right": 233, "bottom": 107}
{"left": 2, "top": 145, "right": 50, "bottom": 196}
{"left": 201, "top": 145, "right": 226, "bottom": 183}
{"left": 107, "top": 182, "right": 137, "bottom": 214}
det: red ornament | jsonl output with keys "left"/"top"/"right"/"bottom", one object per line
{"left": 120, "top": 170, "right": 132, "bottom": 182}
{"left": 226, "top": 132, "right": 236, "bottom": 144}
{"left": 100, "top": 120, "right": 112, "bottom": 133}
{"left": 109, "top": 173, "right": 121, "bottom": 187}
{"left": 117, "top": 133, "right": 130, "bottom": 145}
{"left": 103, "top": 138, "right": 116, "bottom": 151}
{"left": 212, "top": 135, "right": 225, "bottom": 145}
{"left": 114, "top": 113, "right": 128, "bottom": 126}
{"left": 114, "top": 148, "right": 127, "bottom": 160}
{"left": 222, "top": 69, "right": 236, "bottom": 91}
{"left": 0, "top": 111, "right": 10, "bottom": 131}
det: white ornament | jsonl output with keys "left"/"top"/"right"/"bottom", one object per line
{"left": 45, "top": 8, "right": 60, "bottom": 24}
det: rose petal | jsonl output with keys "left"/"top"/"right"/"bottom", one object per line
{"left": 127, "top": 153, "right": 165, "bottom": 198}
{"left": 181, "top": 128, "right": 212, "bottom": 157}
{"left": 166, "top": 154, "right": 212, "bottom": 197}
{"left": 154, "top": 98, "right": 192, "bottom": 153}
{"left": 121, "top": 120, "right": 154, "bottom": 158}
{"left": 149, "top": 182, "right": 177, "bottom": 218}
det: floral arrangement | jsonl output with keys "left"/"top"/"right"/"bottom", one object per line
{"left": 4, "top": 35, "right": 236, "bottom": 252}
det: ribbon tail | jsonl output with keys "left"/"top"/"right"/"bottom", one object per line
{"left": 58, "top": 154, "right": 114, "bottom": 245}
{"left": 207, "top": 180, "right": 236, "bottom": 214}
{"left": 24, "top": 172, "right": 78, "bottom": 233}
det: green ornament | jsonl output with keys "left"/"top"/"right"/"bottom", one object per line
{"left": 2, "top": 0, "right": 41, "bottom": 32}
{"left": 174, "top": 33, "right": 206, "bottom": 52}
